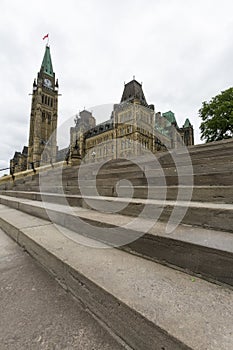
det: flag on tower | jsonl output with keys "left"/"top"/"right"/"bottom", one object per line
{"left": 43, "top": 34, "right": 49, "bottom": 40}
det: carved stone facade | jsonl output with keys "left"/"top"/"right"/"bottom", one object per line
{"left": 70, "top": 80, "right": 194, "bottom": 164}
{"left": 10, "top": 147, "right": 28, "bottom": 174}
{"left": 154, "top": 111, "right": 194, "bottom": 149}
{"left": 10, "top": 48, "right": 194, "bottom": 173}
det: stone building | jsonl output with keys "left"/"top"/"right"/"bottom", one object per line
{"left": 153, "top": 110, "right": 194, "bottom": 150}
{"left": 10, "top": 146, "right": 28, "bottom": 174}
{"left": 69, "top": 79, "right": 194, "bottom": 163}
{"left": 10, "top": 46, "right": 194, "bottom": 173}
{"left": 160, "top": 111, "right": 194, "bottom": 147}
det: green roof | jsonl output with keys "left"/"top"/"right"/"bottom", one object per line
{"left": 41, "top": 45, "right": 54, "bottom": 77}
{"left": 162, "top": 111, "right": 177, "bottom": 125}
{"left": 183, "top": 118, "right": 191, "bottom": 128}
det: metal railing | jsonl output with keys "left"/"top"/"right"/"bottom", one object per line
{"left": 0, "top": 167, "right": 10, "bottom": 172}
{"left": 1, "top": 150, "right": 71, "bottom": 182}
{"left": 0, "top": 166, "right": 14, "bottom": 180}
{"left": 0, "top": 159, "right": 52, "bottom": 181}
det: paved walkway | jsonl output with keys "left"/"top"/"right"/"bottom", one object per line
{"left": 0, "top": 229, "right": 124, "bottom": 350}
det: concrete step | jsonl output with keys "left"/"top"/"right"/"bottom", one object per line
{"left": 0, "top": 192, "right": 232, "bottom": 287}
{"left": 159, "top": 147, "right": 233, "bottom": 164}
{"left": 2, "top": 185, "right": 233, "bottom": 203}
{"left": 68, "top": 171, "right": 233, "bottom": 186}
{"left": 94, "top": 163, "right": 233, "bottom": 179}
{"left": 61, "top": 185, "right": 233, "bottom": 203}
{"left": 0, "top": 228, "right": 126, "bottom": 350}
{"left": 81, "top": 197, "right": 233, "bottom": 232}
{"left": 56, "top": 154, "right": 233, "bottom": 181}
{"left": 0, "top": 204, "right": 232, "bottom": 350}
{"left": 1, "top": 191, "right": 233, "bottom": 232}
{"left": 116, "top": 185, "right": 233, "bottom": 203}
{"left": 43, "top": 163, "right": 233, "bottom": 186}
{"left": 157, "top": 154, "right": 233, "bottom": 168}
{"left": 6, "top": 166, "right": 233, "bottom": 200}
{"left": 59, "top": 170, "right": 233, "bottom": 187}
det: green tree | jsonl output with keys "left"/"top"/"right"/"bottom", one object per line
{"left": 199, "top": 87, "right": 233, "bottom": 142}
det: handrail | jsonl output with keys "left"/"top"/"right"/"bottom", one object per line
{"left": 0, "top": 167, "right": 10, "bottom": 172}
{"left": 0, "top": 159, "right": 68, "bottom": 184}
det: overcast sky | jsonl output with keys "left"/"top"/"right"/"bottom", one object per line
{"left": 1, "top": 0, "right": 233, "bottom": 169}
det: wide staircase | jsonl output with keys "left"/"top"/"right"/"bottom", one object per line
{"left": 0, "top": 138, "right": 233, "bottom": 350}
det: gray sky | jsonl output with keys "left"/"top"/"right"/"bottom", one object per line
{"left": 1, "top": 0, "right": 233, "bottom": 169}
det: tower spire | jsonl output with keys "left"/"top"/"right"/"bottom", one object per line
{"left": 27, "top": 45, "right": 58, "bottom": 169}
{"left": 41, "top": 45, "right": 54, "bottom": 77}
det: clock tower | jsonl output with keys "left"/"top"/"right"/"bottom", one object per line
{"left": 27, "top": 45, "right": 59, "bottom": 168}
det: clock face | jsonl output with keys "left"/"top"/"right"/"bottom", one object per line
{"left": 44, "top": 78, "right": 52, "bottom": 88}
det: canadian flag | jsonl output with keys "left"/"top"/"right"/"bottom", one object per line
{"left": 43, "top": 34, "right": 49, "bottom": 40}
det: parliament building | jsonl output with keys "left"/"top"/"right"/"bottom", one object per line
{"left": 10, "top": 46, "right": 194, "bottom": 173}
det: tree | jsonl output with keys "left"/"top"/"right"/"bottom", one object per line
{"left": 199, "top": 87, "right": 233, "bottom": 142}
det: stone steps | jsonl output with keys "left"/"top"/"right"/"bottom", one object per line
{"left": 6, "top": 164, "right": 232, "bottom": 194}
{"left": 0, "top": 202, "right": 232, "bottom": 350}
{"left": 0, "top": 139, "right": 232, "bottom": 349}
{"left": 71, "top": 184, "right": 233, "bottom": 203}
{"left": 2, "top": 184, "right": 233, "bottom": 204}
{"left": 42, "top": 169, "right": 233, "bottom": 186}
{"left": 0, "top": 192, "right": 233, "bottom": 287}
{"left": 1, "top": 140, "right": 233, "bottom": 194}
{"left": 93, "top": 160, "right": 233, "bottom": 178}
{"left": 158, "top": 147, "right": 233, "bottom": 164}
{"left": 7, "top": 175, "right": 233, "bottom": 191}
{"left": 116, "top": 185, "right": 233, "bottom": 203}
{"left": 1, "top": 191, "right": 233, "bottom": 232}
{"left": 70, "top": 171, "right": 233, "bottom": 186}
{"left": 61, "top": 153, "right": 233, "bottom": 177}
